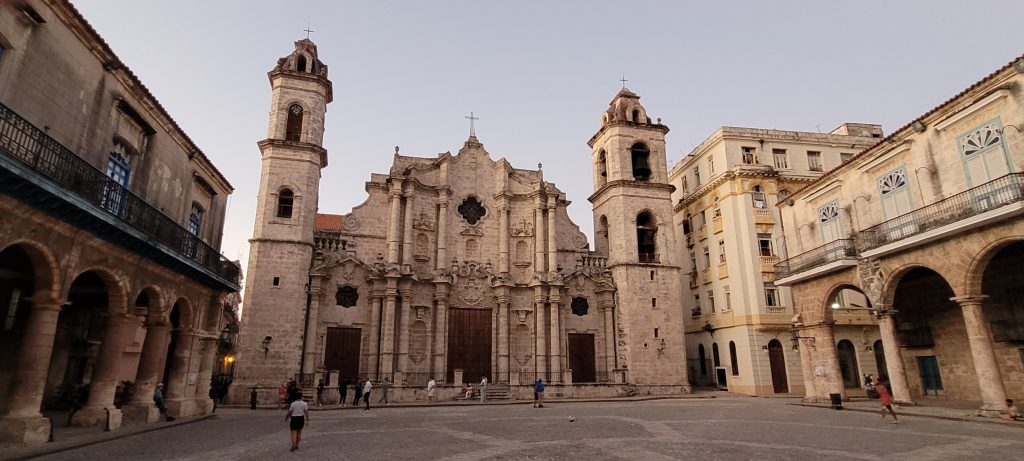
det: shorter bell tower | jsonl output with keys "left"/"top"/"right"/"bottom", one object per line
{"left": 588, "top": 88, "right": 690, "bottom": 390}
{"left": 233, "top": 39, "right": 333, "bottom": 402}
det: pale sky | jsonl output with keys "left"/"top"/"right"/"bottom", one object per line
{"left": 74, "top": 1, "right": 1024, "bottom": 288}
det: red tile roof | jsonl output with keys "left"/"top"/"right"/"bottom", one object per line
{"left": 315, "top": 213, "right": 344, "bottom": 231}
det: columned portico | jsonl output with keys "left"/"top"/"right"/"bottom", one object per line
{"left": 0, "top": 297, "right": 64, "bottom": 445}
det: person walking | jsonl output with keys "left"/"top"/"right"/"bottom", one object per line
{"left": 339, "top": 378, "right": 349, "bottom": 406}
{"left": 378, "top": 377, "right": 390, "bottom": 405}
{"left": 154, "top": 383, "right": 175, "bottom": 421}
{"left": 1002, "top": 399, "right": 1022, "bottom": 421}
{"left": 875, "top": 377, "right": 899, "bottom": 424}
{"left": 362, "top": 378, "right": 373, "bottom": 410}
{"left": 285, "top": 393, "right": 309, "bottom": 451}
{"left": 534, "top": 378, "right": 545, "bottom": 408}
{"left": 352, "top": 379, "right": 363, "bottom": 406}
{"left": 426, "top": 377, "right": 436, "bottom": 404}
{"left": 479, "top": 376, "right": 488, "bottom": 403}
{"left": 316, "top": 379, "right": 325, "bottom": 406}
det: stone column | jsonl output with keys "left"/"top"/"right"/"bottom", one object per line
{"left": 165, "top": 329, "right": 197, "bottom": 417}
{"left": 436, "top": 196, "right": 448, "bottom": 270}
{"left": 368, "top": 294, "right": 382, "bottom": 378}
{"left": 534, "top": 290, "right": 548, "bottom": 380}
{"left": 808, "top": 322, "right": 845, "bottom": 400}
{"left": 498, "top": 204, "right": 509, "bottom": 274}
{"left": 396, "top": 288, "right": 412, "bottom": 383}
{"left": 379, "top": 288, "right": 398, "bottom": 377}
{"left": 302, "top": 277, "right": 323, "bottom": 374}
{"left": 386, "top": 185, "right": 403, "bottom": 264}
{"left": 0, "top": 298, "right": 63, "bottom": 446}
{"left": 875, "top": 308, "right": 913, "bottom": 405}
{"left": 547, "top": 198, "right": 558, "bottom": 273}
{"left": 534, "top": 198, "right": 546, "bottom": 272}
{"left": 796, "top": 329, "right": 818, "bottom": 403}
{"left": 953, "top": 295, "right": 1007, "bottom": 415}
{"left": 601, "top": 301, "right": 616, "bottom": 377}
{"left": 124, "top": 318, "right": 171, "bottom": 423}
{"left": 432, "top": 284, "right": 449, "bottom": 382}
{"left": 72, "top": 314, "right": 139, "bottom": 429}
{"left": 193, "top": 338, "right": 217, "bottom": 415}
{"left": 401, "top": 190, "right": 415, "bottom": 267}
{"left": 497, "top": 294, "right": 510, "bottom": 382}
{"left": 548, "top": 292, "right": 562, "bottom": 382}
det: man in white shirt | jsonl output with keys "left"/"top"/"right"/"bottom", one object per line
{"left": 479, "top": 376, "right": 488, "bottom": 403}
{"left": 285, "top": 395, "right": 309, "bottom": 451}
{"left": 362, "top": 379, "right": 373, "bottom": 410}
{"left": 426, "top": 377, "right": 436, "bottom": 404}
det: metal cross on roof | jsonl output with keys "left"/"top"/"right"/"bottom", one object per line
{"left": 620, "top": 74, "right": 628, "bottom": 89}
{"left": 465, "top": 112, "right": 479, "bottom": 137}
{"left": 303, "top": 23, "right": 314, "bottom": 39}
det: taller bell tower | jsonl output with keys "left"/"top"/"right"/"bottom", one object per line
{"left": 588, "top": 88, "right": 689, "bottom": 389}
{"left": 234, "top": 39, "right": 333, "bottom": 398}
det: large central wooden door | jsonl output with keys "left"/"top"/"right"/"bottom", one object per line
{"left": 447, "top": 308, "right": 491, "bottom": 383}
{"left": 568, "top": 333, "right": 596, "bottom": 383}
{"left": 324, "top": 327, "right": 361, "bottom": 381}
{"left": 767, "top": 339, "right": 789, "bottom": 393}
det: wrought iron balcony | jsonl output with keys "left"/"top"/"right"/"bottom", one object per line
{"left": 774, "top": 239, "right": 857, "bottom": 279}
{"left": 0, "top": 102, "right": 240, "bottom": 289}
{"left": 856, "top": 173, "right": 1024, "bottom": 252}
{"left": 990, "top": 319, "right": 1024, "bottom": 342}
{"left": 897, "top": 326, "right": 935, "bottom": 348}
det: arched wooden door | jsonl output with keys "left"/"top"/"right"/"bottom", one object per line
{"left": 767, "top": 339, "right": 788, "bottom": 393}
{"left": 837, "top": 340, "right": 860, "bottom": 388}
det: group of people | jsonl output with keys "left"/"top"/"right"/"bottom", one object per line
{"left": 336, "top": 377, "right": 380, "bottom": 408}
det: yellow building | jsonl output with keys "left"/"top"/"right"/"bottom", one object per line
{"left": 669, "top": 125, "right": 879, "bottom": 395}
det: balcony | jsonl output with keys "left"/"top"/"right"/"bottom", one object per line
{"left": 718, "top": 261, "right": 729, "bottom": 279}
{"left": 856, "top": 173, "right": 1024, "bottom": 255}
{"left": 701, "top": 268, "right": 712, "bottom": 284}
{"left": 712, "top": 215, "right": 723, "bottom": 234}
{"left": 990, "top": 319, "right": 1024, "bottom": 342}
{"left": 765, "top": 306, "right": 786, "bottom": 315}
{"left": 690, "top": 307, "right": 703, "bottom": 318}
{"left": 774, "top": 239, "right": 857, "bottom": 281}
{"left": 639, "top": 253, "right": 660, "bottom": 264}
{"left": 688, "top": 273, "right": 698, "bottom": 288}
{"left": 696, "top": 225, "right": 708, "bottom": 241}
{"left": 753, "top": 208, "right": 774, "bottom": 225}
{"left": 759, "top": 255, "right": 779, "bottom": 273}
{"left": 898, "top": 326, "right": 935, "bottom": 348}
{"left": 0, "top": 102, "right": 240, "bottom": 290}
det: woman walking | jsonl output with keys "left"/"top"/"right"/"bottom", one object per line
{"left": 286, "top": 393, "right": 309, "bottom": 451}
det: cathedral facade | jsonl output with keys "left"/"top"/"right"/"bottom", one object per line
{"left": 232, "top": 40, "right": 689, "bottom": 403}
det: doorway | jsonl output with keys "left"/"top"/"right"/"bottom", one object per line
{"left": 837, "top": 340, "right": 860, "bottom": 389}
{"left": 917, "top": 356, "right": 944, "bottom": 396}
{"left": 567, "top": 333, "right": 596, "bottom": 383}
{"left": 324, "top": 327, "right": 361, "bottom": 381}
{"left": 767, "top": 339, "right": 789, "bottom": 393}
{"left": 446, "top": 308, "right": 491, "bottom": 383}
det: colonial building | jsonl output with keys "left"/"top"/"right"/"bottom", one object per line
{"left": 0, "top": 0, "right": 239, "bottom": 445}
{"left": 777, "top": 55, "right": 1024, "bottom": 415}
{"left": 669, "top": 125, "right": 881, "bottom": 396}
{"left": 232, "top": 42, "right": 690, "bottom": 403}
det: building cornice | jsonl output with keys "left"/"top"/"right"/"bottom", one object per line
{"left": 587, "top": 121, "right": 670, "bottom": 148}
{"left": 588, "top": 180, "right": 675, "bottom": 204}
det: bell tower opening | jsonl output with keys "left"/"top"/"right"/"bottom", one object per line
{"left": 297, "top": 55, "right": 307, "bottom": 73}
{"left": 286, "top": 104, "right": 303, "bottom": 142}
{"left": 631, "top": 142, "right": 651, "bottom": 181}
{"left": 637, "top": 211, "right": 657, "bottom": 263}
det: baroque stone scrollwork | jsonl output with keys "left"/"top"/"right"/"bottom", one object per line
{"left": 510, "top": 217, "right": 534, "bottom": 237}
{"left": 412, "top": 210, "right": 435, "bottom": 230}
{"left": 342, "top": 213, "right": 360, "bottom": 231}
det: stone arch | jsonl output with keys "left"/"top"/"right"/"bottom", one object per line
{"left": 821, "top": 282, "right": 871, "bottom": 323}
{"left": 166, "top": 296, "right": 195, "bottom": 330}
{"left": 963, "top": 236, "right": 1024, "bottom": 297}
{"left": 0, "top": 240, "right": 61, "bottom": 299}
{"left": 66, "top": 266, "right": 129, "bottom": 315}
{"left": 881, "top": 262, "right": 959, "bottom": 306}
{"left": 133, "top": 285, "right": 165, "bottom": 318}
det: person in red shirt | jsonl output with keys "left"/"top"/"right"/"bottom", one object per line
{"left": 875, "top": 377, "right": 900, "bottom": 424}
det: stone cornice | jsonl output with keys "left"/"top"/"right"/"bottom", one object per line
{"left": 587, "top": 121, "right": 670, "bottom": 148}
{"left": 257, "top": 139, "right": 328, "bottom": 168}
{"left": 268, "top": 69, "right": 333, "bottom": 103}
{"left": 588, "top": 180, "right": 674, "bottom": 203}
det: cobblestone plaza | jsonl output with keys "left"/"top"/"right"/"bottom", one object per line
{"left": 26, "top": 396, "right": 1024, "bottom": 460}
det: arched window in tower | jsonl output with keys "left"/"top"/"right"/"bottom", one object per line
{"left": 636, "top": 212, "right": 657, "bottom": 263}
{"left": 286, "top": 104, "right": 303, "bottom": 142}
{"left": 277, "top": 188, "right": 294, "bottom": 218}
{"left": 597, "top": 215, "right": 609, "bottom": 255}
{"left": 631, "top": 142, "right": 651, "bottom": 181}
{"left": 597, "top": 150, "right": 607, "bottom": 186}
{"left": 297, "top": 55, "right": 307, "bottom": 73}
{"left": 632, "top": 108, "right": 640, "bottom": 123}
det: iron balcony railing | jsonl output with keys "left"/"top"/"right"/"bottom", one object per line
{"left": 0, "top": 102, "right": 240, "bottom": 284}
{"left": 856, "top": 173, "right": 1024, "bottom": 252}
{"left": 774, "top": 239, "right": 857, "bottom": 279}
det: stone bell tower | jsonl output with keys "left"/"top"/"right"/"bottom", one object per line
{"left": 588, "top": 88, "right": 689, "bottom": 390}
{"left": 233, "top": 39, "right": 333, "bottom": 401}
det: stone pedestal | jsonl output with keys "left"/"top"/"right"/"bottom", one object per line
{"left": 70, "top": 407, "right": 122, "bottom": 430}
{"left": 562, "top": 369, "right": 573, "bottom": 385}
{"left": 0, "top": 416, "right": 51, "bottom": 446}
{"left": 121, "top": 404, "right": 160, "bottom": 424}
{"left": 453, "top": 369, "right": 463, "bottom": 387}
